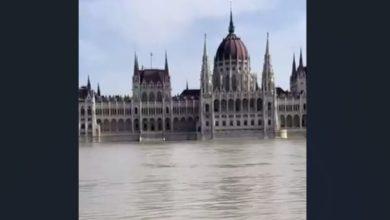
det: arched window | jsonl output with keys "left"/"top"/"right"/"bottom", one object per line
{"left": 257, "top": 98, "right": 262, "bottom": 111}
{"left": 134, "top": 107, "right": 138, "bottom": 114}
{"left": 235, "top": 99, "right": 241, "bottom": 112}
{"left": 205, "top": 104, "right": 209, "bottom": 113}
{"left": 103, "top": 119, "right": 110, "bottom": 132}
{"left": 173, "top": 118, "right": 179, "bottom": 131}
{"left": 111, "top": 119, "right": 117, "bottom": 132}
{"left": 214, "top": 99, "right": 220, "bottom": 112}
{"left": 242, "top": 99, "right": 248, "bottom": 111}
{"left": 180, "top": 117, "right": 186, "bottom": 131}
{"left": 287, "top": 115, "right": 293, "bottom": 128}
{"left": 157, "top": 118, "right": 162, "bottom": 131}
{"left": 294, "top": 115, "right": 300, "bottom": 128}
{"left": 165, "top": 118, "right": 171, "bottom": 130}
{"left": 125, "top": 119, "right": 132, "bottom": 131}
{"left": 149, "top": 92, "right": 155, "bottom": 102}
{"left": 303, "top": 104, "right": 306, "bottom": 111}
{"left": 232, "top": 74, "right": 237, "bottom": 91}
{"left": 268, "top": 102, "right": 272, "bottom": 111}
{"left": 188, "top": 117, "right": 194, "bottom": 131}
{"left": 250, "top": 98, "right": 255, "bottom": 111}
{"left": 142, "top": 118, "right": 148, "bottom": 131}
{"left": 141, "top": 92, "right": 147, "bottom": 102}
{"left": 258, "top": 119, "right": 262, "bottom": 126}
{"left": 221, "top": 100, "right": 227, "bottom": 112}
{"left": 302, "top": 114, "right": 306, "bottom": 127}
{"left": 228, "top": 99, "right": 234, "bottom": 112}
{"left": 87, "top": 107, "right": 92, "bottom": 115}
{"left": 280, "top": 115, "right": 286, "bottom": 128}
{"left": 80, "top": 107, "right": 85, "bottom": 115}
{"left": 224, "top": 75, "right": 230, "bottom": 91}
{"left": 157, "top": 92, "right": 163, "bottom": 102}
{"left": 268, "top": 119, "right": 271, "bottom": 126}
{"left": 134, "top": 119, "right": 139, "bottom": 131}
{"left": 149, "top": 119, "right": 155, "bottom": 131}
{"left": 118, "top": 119, "right": 125, "bottom": 131}
{"left": 166, "top": 107, "right": 169, "bottom": 114}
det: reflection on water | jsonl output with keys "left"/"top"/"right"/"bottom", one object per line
{"left": 79, "top": 138, "right": 306, "bottom": 220}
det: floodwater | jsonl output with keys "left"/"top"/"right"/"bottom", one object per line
{"left": 79, "top": 138, "right": 306, "bottom": 220}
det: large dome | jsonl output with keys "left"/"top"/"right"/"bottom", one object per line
{"left": 215, "top": 8, "right": 249, "bottom": 61}
{"left": 215, "top": 33, "right": 249, "bottom": 61}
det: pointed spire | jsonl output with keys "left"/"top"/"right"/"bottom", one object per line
{"left": 97, "top": 83, "right": 101, "bottom": 96}
{"left": 87, "top": 75, "right": 91, "bottom": 90}
{"left": 265, "top": 32, "right": 270, "bottom": 56}
{"left": 262, "top": 32, "right": 274, "bottom": 93}
{"left": 165, "top": 50, "right": 169, "bottom": 72}
{"left": 134, "top": 52, "right": 139, "bottom": 73}
{"left": 203, "top": 33, "right": 207, "bottom": 58}
{"left": 186, "top": 80, "right": 189, "bottom": 90}
{"left": 292, "top": 53, "right": 297, "bottom": 73}
{"left": 299, "top": 48, "right": 303, "bottom": 67}
{"left": 228, "top": 0, "right": 235, "bottom": 34}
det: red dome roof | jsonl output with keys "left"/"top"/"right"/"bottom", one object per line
{"left": 215, "top": 33, "right": 249, "bottom": 61}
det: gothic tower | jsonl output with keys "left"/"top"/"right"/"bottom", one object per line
{"left": 261, "top": 33, "right": 277, "bottom": 137}
{"left": 200, "top": 34, "right": 213, "bottom": 139}
{"left": 290, "top": 49, "right": 307, "bottom": 96}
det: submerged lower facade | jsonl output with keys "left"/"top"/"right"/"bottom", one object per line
{"left": 79, "top": 11, "right": 307, "bottom": 141}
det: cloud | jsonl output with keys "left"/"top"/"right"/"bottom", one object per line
{"left": 80, "top": 0, "right": 277, "bottom": 47}
{"left": 79, "top": 0, "right": 306, "bottom": 94}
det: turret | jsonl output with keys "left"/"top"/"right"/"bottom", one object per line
{"left": 164, "top": 50, "right": 169, "bottom": 73}
{"left": 261, "top": 33, "right": 275, "bottom": 94}
{"left": 200, "top": 34, "right": 212, "bottom": 94}
{"left": 134, "top": 52, "right": 139, "bottom": 75}
{"left": 97, "top": 83, "right": 101, "bottom": 96}
{"left": 261, "top": 33, "right": 277, "bottom": 137}
{"left": 292, "top": 53, "right": 297, "bottom": 75}
{"left": 87, "top": 75, "right": 91, "bottom": 91}
{"left": 228, "top": 2, "right": 235, "bottom": 34}
{"left": 299, "top": 48, "right": 304, "bottom": 67}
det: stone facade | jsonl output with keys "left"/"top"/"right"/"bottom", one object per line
{"left": 79, "top": 11, "right": 307, "bottom": 141}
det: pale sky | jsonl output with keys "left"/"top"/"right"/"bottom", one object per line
{"left": 79, "top": 0, "right": 306, "bottom": 95}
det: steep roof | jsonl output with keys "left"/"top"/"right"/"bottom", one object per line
{"left": 179, "top": 89, "right": 200, "bottom": 99}
{"left": 138, "top": 69, "right": 168, "bottom": 84}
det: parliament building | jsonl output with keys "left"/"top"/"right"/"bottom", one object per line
{"left": 79, "top": 10, "right": 307, "bottom": 141}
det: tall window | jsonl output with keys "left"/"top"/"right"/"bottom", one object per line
{"left": 214, "top": 100, "right": 219, "bottom": 112}
{"left": 257, "top": 98, "right": 262, "bottom": 111}
{"left": 157, "top": 92, "right": 163, "bottom": 102}
{"left": 141, "top": 92, "right": 147, "bottom": 102}
{"left": 205, "top": 104, "right": 210, "bottom": 113}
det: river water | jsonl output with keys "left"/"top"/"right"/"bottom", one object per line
{"left": 79, "top": 138, "right": 306, "bottom": 220}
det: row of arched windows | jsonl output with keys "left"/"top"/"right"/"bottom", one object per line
{"left": 97, "top": 117, "right": 200, "bottom": 133}
{"left": 278, "top": 104, "right": 306, "bottom": 112}
{"left": 81, "top": 107, "right": 137, "bottom": 116}
{"left": 98, "top": 119, "right": 134, "bottom": 132}
{"left": 215, "top": 119, "right": 264, "bottom": 127}
{"left": 213, "top": 98, "right": 265, "bottom": 113}
{"left": 280, "top": 114, "right": 306, "bottom": 128}
{"left": 79, "top": 107, "right": 92, "bottom": 116}
{"left": 141, "top": 108, "right": 163, "bottom": 115}
{"left": 172, "top": 106, "right": 199, "bottom": 114}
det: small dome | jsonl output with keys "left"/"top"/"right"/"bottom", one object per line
{"left": 215, "top": 33, "right": 249, "bottom": 61}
